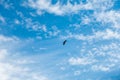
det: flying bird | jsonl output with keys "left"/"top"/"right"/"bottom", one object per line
{"left": 63, "top": 40, "right": 67, "bottom": 45}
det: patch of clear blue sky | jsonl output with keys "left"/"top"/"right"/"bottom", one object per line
{"left": 112, "top": 0, "right": 120, "bottom": 10}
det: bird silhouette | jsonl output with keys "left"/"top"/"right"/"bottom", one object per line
{"left": 63, "top": 40, "right": 67, "bottom": 45}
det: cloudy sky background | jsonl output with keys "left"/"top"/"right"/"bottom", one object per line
{"left": 0, "top": 0, "right": 120, "bottom": 80}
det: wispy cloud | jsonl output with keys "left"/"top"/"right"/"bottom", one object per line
{"left": 68, "top": 41, "right": 120, "bottom": 72}
{"left": 0, "top": 35, "right": 49, "bottom": 80}
{"left": 0, "top": 0, "right": 120, "bottom": 79}
{"left": 26, "top": 0, "right": 113, "bottom": 16}
{"left": 91, "top": 65, "right": 111, "bottom": 72}
{"left": 94, "top": 10, "right": 120, "bottom": 28}
{"left": 0, "top": 35, "right": 18, "bottom": 42}
{"left": 0, "top": 15, "right": 5, "bottom": 23}
{"left": 0, "top": 0, "right": 14, "bottom": 9}
{"left": 61, "top": 29, "right": 120, "bottom": 41}
{"left": 68, "top": 57, "right": 96, "bottom": 65}
{"left": 14, "top": 19, "right": 20, "bottom": 24}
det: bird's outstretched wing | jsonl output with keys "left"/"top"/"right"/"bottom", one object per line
{"left": 63, "top": 40, "right": 67, "bottom": 45}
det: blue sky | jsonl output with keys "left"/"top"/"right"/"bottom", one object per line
{"left": 0, "top": 0, "right": 120, "bottom": 80}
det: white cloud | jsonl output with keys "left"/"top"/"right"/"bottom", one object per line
{"left": 0, "top": 15, "right": 5, "bottom": 23}
{"left": 91, "top": 65, "right": 110, "bottom": 72}
{"left": 41, "top": 25, "right": 47, "bottom": 32}
{"left": 91, "top": 64, "right": 115, "bottom": 72}
{"left": 61, "top": 29, "right": 120, "bottom": 41}
{"left": 24, "top": 18, "right": 60, "bottom": 38}
{"left": 94, "top": 10, "right": 120, "bottom": 28}
{"left": 69, "top": 23, "right": 81, "bottom": 29}
{"left": 14, "top": 19, "right": 20, "bottom": 24}
{"left": 26, "top": 0, "right": 113, "bottom": 15}
{"left": 87, "top": 0, "right": 113, "bottom": 11}
{"left": 68, "top": 57, "right": 96, "bottom": 65}
{"left": 25, "top": 18, "right": 45, "bottom": 31}
{"left": 47, "top": 26, "right": 60, "bottom": 37}
{"left": 101, "top": 43, "right": 120, "bottom": 51}
{"left": 0, "top": 35, "right": 18, "bottom": 42}
{"left": 0, "top": 35, "right": 49, "bottom": 80}
{"left": 0, "top": 61, "right": 48, "bottom": 80}
{"left": 94, "top": 29, "right": 120, "bottom": 40}
{"left": 81, "top": 16, "right": 91, "bottom": 25}
{"left": 67, "top": 39, "right": 120, "bottom": 72}
{"left": 25, "top": 18, "right": 40, "bottom": 31}
{"left": 23, "top": 0, "right": 119, "bottom": 40}
{"left": 0, "top": 0, "right": 13, "bottom": 9}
